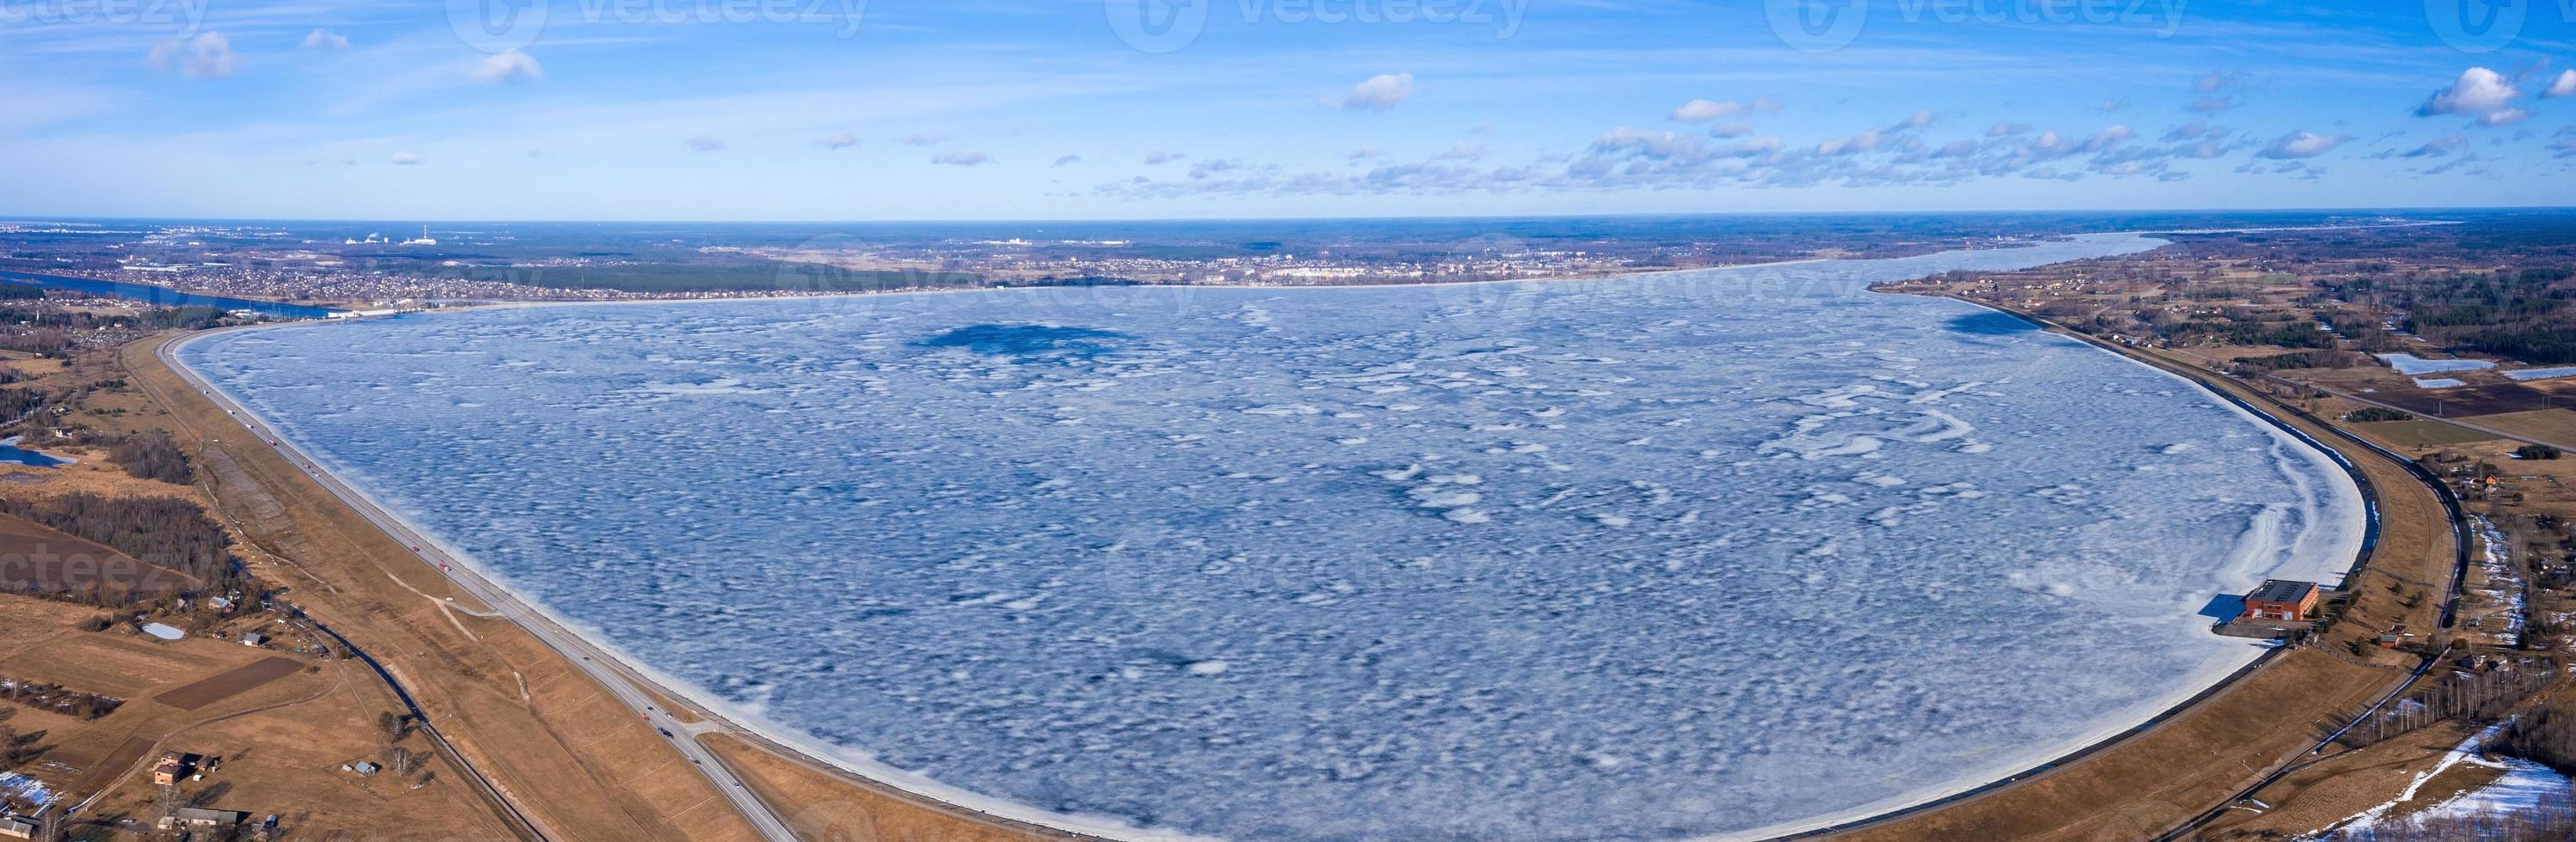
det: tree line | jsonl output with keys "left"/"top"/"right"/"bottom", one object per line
{"left": 0, "top": 493, "right": 239, "bottom": 588}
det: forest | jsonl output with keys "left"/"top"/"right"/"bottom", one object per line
{"left": 0, "top": 493, "right": 240, "bottom": 589}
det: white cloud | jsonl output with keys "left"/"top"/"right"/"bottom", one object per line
{"left": 819, "top": 131, "right": 857, "bottom": 149}
{"left": 2400, "top": 133, "right": 2468, "bottom": 158}
{"left": 932, "top": 150, "right": 993, "bottom": 166}
{"left": 469, "top": 50, "right": 543, "bottom": 84}
{"left": 302, "top": 28, "right": 349, "bottom": 50}
{"left": 1589, "top": 128, "right": 1710, "bottom": 162}
{"left": 2418, "top": 67, "right": 2518, "bottom": 119}
{"left": 2477, "top": 108, "right": 2530, "bottom": 127}
{"left": 1728, "top": 137, "right": 1784, "bottom": 157}
{"left": 2259, "top": 131, "right": 2349, "bottom": 159}
{"left": 1051, "top": 155, "right": 1083, "bottom": 167}
{"left": 1436, "top": 142, "right": 1485, "bottom": 161}
{"left": 1331, "top": 73, "right": 1414, "bottom": 111}
{"left": 1815, "top": 129, "right": 1886, "bottom": 156}
{"left": 1898, "top": 110, "right": 1936, "bottom": 129}
{"left": 2190, "top": 96, "right": 2235, "bottom": 113}
{"left": 1145, "top": 150, "right": 1186, "bottom": 164}
{"left": 147, "top": 32, "right": 236, "bottom": 78}
{"left": 388, "top": 151, "right": 423, "bottom": 165}
{"left": 1708, "top": 121, "right": 1753, "bottom": 138}
{"left": 1346, "top": 147, "right": 1380, "bottom": 161}
{"left": 1670, "top": 99, "right": 1743, "bottom": 121}
{"left": 2193, "top": 71, "right": 2229, "bottom": 93}
{"left": 902, "top": 132, "right": 948, "bottom": 145}
{"left": 682, "top": 134, "right": 724, "bottom": 152}
{"left": 2544, "top": 70, "right": 2576, "bottom": 99}
{"left": 1986, "top": 122, "right": 2032, "bottom": 137}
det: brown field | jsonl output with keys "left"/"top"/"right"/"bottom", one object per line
{"left": 2199, "top": 723, "right": 2480, "bottom": 836}
{"left": 2457, "top": 408, "right": 2576, "bottom": 449}
{"left": 0, "top": 509, "right": 198, "bottom": 593}
{"left": 2347, "top": 419, "right": 2502, "bottom": 449}
{"left": 59, "top": 736, "right": 153, "bottom": 803}
{"left": 706, "top": 734, "right": 1046, "bottom": 842}
{"left": 2360, "top": 382, "right": 2561, "bottom": 417}
{"left": 152, "top": 656, "right": 306, "bottom": 711}
{"left": 34, "top": 613, "right": 531, "bottom": 842}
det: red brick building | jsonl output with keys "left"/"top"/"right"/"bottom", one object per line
{"left": 2240, "top": 579, "right": 2321, "bottom": 622}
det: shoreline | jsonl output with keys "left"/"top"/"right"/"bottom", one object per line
{"left": 1749, "top": 290, "right": 2391, "bottom": 840}
{"left": 158, "top": 326, "right": 1164, "bottom": 842}
{"left": 162, "top": 231, "right": 2388, "bottom": 842}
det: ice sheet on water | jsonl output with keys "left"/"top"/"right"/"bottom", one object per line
{"left": 181, "top": 234, "right": 2366, "bottom": 842}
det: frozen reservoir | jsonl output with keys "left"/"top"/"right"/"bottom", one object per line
{"left": 177, "top": 233, "right": 2366, "bottom": 841}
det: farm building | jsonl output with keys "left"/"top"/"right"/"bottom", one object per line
{"left": 156, "top": 807, "right": 246, "bottom": 831}
{"left": 150, "top": 753, "right": 202, "bottom": 786}
{"left": 2240, "top": 579, "right": 2321, "bottom": 622}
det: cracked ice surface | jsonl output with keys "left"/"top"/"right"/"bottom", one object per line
{"left": 180, "top": 234, "right": 2365, "bottom": 841}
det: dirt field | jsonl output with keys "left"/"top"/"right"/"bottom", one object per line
{"left": 2200, "top": 723, "right": 2483, "bottom": 836}
{"left": 2347, "top": 418, "right": 2503, "bottom": 449}
{"left": 0, "top": 589, "right": 490, "bottom": 842}
{"left": 152, "top": 656, "right": 306, "bottom": 711}
{"left": 2360, "top": 382, "right": 2563, "bottom": 417}
{"left": 2457, "top": 408, "right": 2576, "bottom": 449}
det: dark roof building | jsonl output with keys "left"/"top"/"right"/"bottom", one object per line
{"left": 2241, "top": 579, "right": 2322, "bottom": 622}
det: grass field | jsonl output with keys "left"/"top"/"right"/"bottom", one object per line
{"left": 2457, "top": 408, "right": 2576, "bottom": 448}
{"left": 704, "top": 733, "right": 1049, "bottom": 842}
{"left": 2349, "top": 419, "right": 2503, "bottom": 448}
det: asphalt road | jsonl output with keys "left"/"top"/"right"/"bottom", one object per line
{"left": 155, "top": 331, "right": 803, "bottom": 842}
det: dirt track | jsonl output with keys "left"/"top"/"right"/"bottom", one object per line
{"left": 151, "top": 656, "right": 303, "bottom": 711}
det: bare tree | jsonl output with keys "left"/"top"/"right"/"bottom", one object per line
{"left": 376, "top": 711, "right": 407, "bottom": 746}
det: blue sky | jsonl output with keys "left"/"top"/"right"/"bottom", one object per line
{"left": 6, "top": 0, "right": 2576, "bottom": 220}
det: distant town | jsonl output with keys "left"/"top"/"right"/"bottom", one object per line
{"left": 0, "top": 215, "right": 2285, "bottom": 313}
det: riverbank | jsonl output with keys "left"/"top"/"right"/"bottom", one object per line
{"left": 0, "top": 269, "right": 340, "bottom": 319}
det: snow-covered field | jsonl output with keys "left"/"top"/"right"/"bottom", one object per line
{"left": 2379, "top": 354, "right": 2496, "bottom": 375}
{"left": 179, "top": 233, "right": 2368, "bottom": 841}
{"left": 2320, "top": 723, "right": 2573, "bottom": 837}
